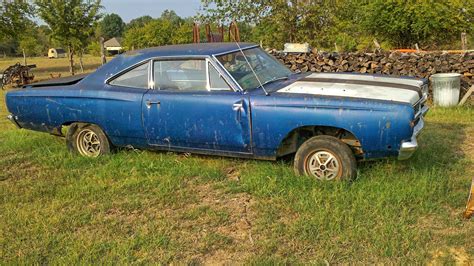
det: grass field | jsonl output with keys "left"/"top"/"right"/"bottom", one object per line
{"left": 0, "top": 55, "right": 109, "bottom": 82}
{"left": 0, "top": 58, "right": 473, "bottom": 264}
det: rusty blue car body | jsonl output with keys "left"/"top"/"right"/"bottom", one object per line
{"left": 5, "top": 43, "right": 429, "bottom": 162}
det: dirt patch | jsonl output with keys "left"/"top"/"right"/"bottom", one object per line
{"left": 461, "top": 126, "right": 474, "bottom": 163}
{"left": 169, "top": 182, "right": 257, "bottom": 264}
{"left": 429, "top": 247, "right": 472, "bottom": 265}
{"left": 225, "top": 166, "right": 241, "bottom": 181}
{"left": 0, "top": 151, "right": 43, "bottom": 181}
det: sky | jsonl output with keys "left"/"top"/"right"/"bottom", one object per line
{"left": 101, "top": 0, "right": 203, "bottom": 22}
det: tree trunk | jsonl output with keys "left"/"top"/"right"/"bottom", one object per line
{"left": 100, "top": 37, "right": 107, "bottom": 65}
{"left": 79, "top": 49, "right": 85, "bottom": 73}
{"left": 68, "top": 45, "right": 75, "bottom": 76}
{"left": 22, "top": 49, "right": 27, "bottom": 66}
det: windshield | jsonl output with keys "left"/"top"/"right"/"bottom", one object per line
{"left": 216, "top": 47, "right": 292, "bottom": 91}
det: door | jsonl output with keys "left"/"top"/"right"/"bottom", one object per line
{"left": 142, "top": 58, "right": 252, "bottom": 153}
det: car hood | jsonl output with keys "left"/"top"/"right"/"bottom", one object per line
{"left": 276, "top": 73, "right": 424, "bottom": 105}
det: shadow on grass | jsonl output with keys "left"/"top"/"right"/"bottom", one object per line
{"left": 358, "top": 121, "right": 468, "bottom": 177}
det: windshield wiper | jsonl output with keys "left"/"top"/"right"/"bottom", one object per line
{"left": 260, "top": 76, "right": 288, "bottom": 88}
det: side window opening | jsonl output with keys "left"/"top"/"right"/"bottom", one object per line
{"left": 109, "top": 62, "right": 149, "bottom": 89}
{"left": 154, "top": 60, "right": 207, "bottom": 91}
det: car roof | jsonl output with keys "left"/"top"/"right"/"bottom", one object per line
{"left": 124, "top": 42, "right": 258, "bottom": 57}
{"left": 83, "top": 42, "right": 260, "bottom": 85}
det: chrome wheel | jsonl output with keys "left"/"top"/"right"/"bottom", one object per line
{"left": 306, "top": 150, "right": 341, "bottom": 180}
{"left": 76, "top": 129, "right": 101, "bottom": 157}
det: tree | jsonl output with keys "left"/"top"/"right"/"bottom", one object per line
{"left": 123, "top": 11, "right": 193, "bottom": 50}
{"left": 0, "top": 0, "right": 34, "bottom": 41}
{"left": 201, "top": 0, "right": 474, "bottom": 50}
{"left": 0, "top": 1, "right": 36, "bottom": 57}
{"left": 19, "top": 35, "right": 42, "bottom": 57}
{"left": 126, "top": 15, "right": 153, "bottom": 30}
{"left": 35, "top": 0, "right": 102, "bottom": 75}
{"left": 98, "top": 13, "right": 125, "bottom": 39}
{"left": 360, "top": 0, "right": 474, "bottom": 48}
{"left": 200, "top": 0, "right": 337, "bottom": 49}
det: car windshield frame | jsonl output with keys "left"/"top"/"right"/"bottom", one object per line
{"left": 215, "top": 47, "right": 293, "bottom": 91}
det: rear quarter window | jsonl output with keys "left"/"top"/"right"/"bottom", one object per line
{"left": 109, "top": 63, "right": 149, "bottom": 89}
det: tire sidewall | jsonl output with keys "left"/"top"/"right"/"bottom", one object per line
{"left": 294, "top": 136, "right": 357, "bottom": 181}
{"left": 67, "top": 123, "right": 111, "bottom": 156}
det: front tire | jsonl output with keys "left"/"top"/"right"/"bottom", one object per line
{"left": 294, "top": 136, "right": 357, "bottom": 181}
{"left": 67, "top": 123, "right": 111, "bottom": 157}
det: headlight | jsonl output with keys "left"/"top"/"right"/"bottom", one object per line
{"left": 421, "top": 84, "right": 429, "bottom": 97}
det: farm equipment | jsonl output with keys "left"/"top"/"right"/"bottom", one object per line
{"left": 465, "top": 177, "right": 474, "bottom": 219}
{"left": 1, "top": 63, "right": 36, "bottom": 89}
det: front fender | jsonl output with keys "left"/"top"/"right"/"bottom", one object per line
{"left": 250, "top": 95, "right": 414, "bottom": 159}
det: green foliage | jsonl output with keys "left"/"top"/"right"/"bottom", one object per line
{"left": 363, "top": 0, "right": 474, "bottom": 48}
{"left": 201, "top": 0, "right": 474, "bottom": 50}
{"left": 86, "top": 41, "right": 101, "bottom": 56}
{"left": 126, "top": 15, "right": 153, "bottom": 30}
{"left": 35, "top": 0, "right": 102, "bottom": 74}
{"left": 200, "top": 0, "right": 341, "bottom": 49}
{"left": 35, "top": 0, "right": 102, "bottom": 48}
{"left": 0, "top": 38, "right": 17, "bottom": 56}
{"left": 0, "top": 0, "right": 34, "bottom": 41}
{"left": 19, "top": 35, "right": 42, "bottom": 57}
{"left": 98, "top": 13, "right": 125, "bottom": 39}
{"left": 122, "top": 10, "right": 192, "bottom": 50}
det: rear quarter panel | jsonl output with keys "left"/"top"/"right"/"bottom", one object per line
{"left": 5, "top": 84, "right": 146, "bottom": 146}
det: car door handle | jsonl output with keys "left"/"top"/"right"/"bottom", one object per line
{"left": 232, "top": 101, "right": 245, "bottom": 122}
{"left": 232, "top": 103, "right": 243, "bottom": 111}
{"left": 146, "top": 100, "right": 160, "bottom": 108}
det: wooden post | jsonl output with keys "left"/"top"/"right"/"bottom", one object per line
{"left": 79, "top": 48, "right": 85, "bottom": 73}
{"left": 68, "top": 45, "right": 75, "bottom": 76}
{"left": 22, "top": 49, "right": 27, "bottom": 66}
{"left": 100, "top": 37, "right": 107, "bottom": 65}
{"left": 373, "top": 39, "right": 381, "bottom": 50}
{"left": 458, "top": 85, "right": 474, "bottom": 106}
{"left": 461, "top": 32, "right": 467, "bottom": 51}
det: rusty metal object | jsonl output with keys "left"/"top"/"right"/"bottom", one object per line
{"left": 205, "top": 24, "right": 224, "bottom": 43}
{"left": 50, "top": 73, "right": 62, "bottom": 79}
{"left": 464, "top": 177, "right": 474, "bottom": 219}
{"left": 193, "top": 21, "right": 240, "bottom": 43}
{"left": 1, "top": 63, "right": 36, "bottom": 89}
{"left": 192, "top": 22, "right": 200, "bottom": 43}
{"left": 228, "top": 20, "right": 240, "bottom": 42}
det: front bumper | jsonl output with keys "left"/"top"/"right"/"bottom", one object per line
{"left": 398, "top": 106, "right": 428, "bottom": 160}
{"left": 7, "top": 114, "right": 21, "bottom": 128}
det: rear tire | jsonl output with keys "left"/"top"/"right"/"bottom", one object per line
{"left": 294, "top": 135, "right": 357, "bottom": 181}
{"left": 67, "top": 123, "right": 111, "bottom": 157}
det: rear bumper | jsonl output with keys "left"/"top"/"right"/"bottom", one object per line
{"left": 398, "top": 109, "right": 427, "bottom": 160}
{"left": 7, "top": 114, "right": 21, "bottom": 128}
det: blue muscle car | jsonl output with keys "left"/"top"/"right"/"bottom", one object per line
{"left": 5, "top": 43, "right": 429, "bottom": 181}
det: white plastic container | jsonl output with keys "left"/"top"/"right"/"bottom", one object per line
{"left": 283, "top": 43, "right": 311, "bottom": 53}
{"left": 431, "top": 73, "right": 461, "bottom": 107}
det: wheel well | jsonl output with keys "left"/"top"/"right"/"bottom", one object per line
{"left": 50, "top": 121, "right": 82, "bottom": 137}
{"left": 276, "top": 126, "right": 363, "bottom": 159}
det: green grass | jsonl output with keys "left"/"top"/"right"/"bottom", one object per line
{"left": 0, "top": 55, "right": 112, "bottom": 82}
{"left": 0, "top": 88, "right": 473, "bottom": 264}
